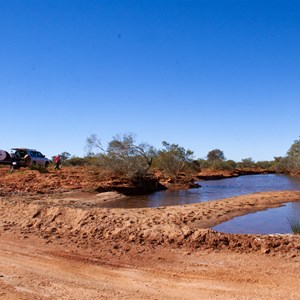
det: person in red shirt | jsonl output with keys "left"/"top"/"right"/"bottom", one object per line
{"left": 54, "top": 155, "right": 61, "bottom": 170}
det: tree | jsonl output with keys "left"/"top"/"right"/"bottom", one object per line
{"left": 271, "top": 156, "right": 287, "bottom": 173}
{"left": 155, "top": 141, "right": 194, "bottom": 180}
{"left": 207, "top": 149, "right": 225, "bottom": 162}
{"left": 60, "top": 152, "right": 71, "bottom": 161}
{"left": 286, "top": 138, "right": 300, "bottom": 172}
{"left": 238, "top": 157, "right": 255, "bottom": 168}
{"left": 85, "top": 134, "right": 105, "bottom": 156}
{"left": 107, "top": 133, "right": 155, "bottom": 169}
{"left": 51, "top": 152, "right": 71, "bottom": 162}
{"left": 86, "top": 133, "right": 156, "bottom": 180}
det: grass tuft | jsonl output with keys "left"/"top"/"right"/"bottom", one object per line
{"left": 288, "top": 217, "right": 300, "bottom": 234}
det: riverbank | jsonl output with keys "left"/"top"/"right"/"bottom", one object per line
{"left": 1, "top": 166, "right": 300, "bottom": 299}
{"left": 0, "top": 165, "right": 275, "bottom": 196}
{"left": 197, "top": 168, "right": 274, "bottom": 180}
{"left": 1, "top": 190, "right": 300, "bottom": 254}
{"left": 1, "top": 190, "right": 300, "bottom": 299}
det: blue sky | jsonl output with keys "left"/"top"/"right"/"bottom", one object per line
{"left": 1, "top": 0, "right": 299, "bottom": 161}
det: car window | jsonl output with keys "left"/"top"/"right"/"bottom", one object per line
{"left": 15, "top": 151, "right": 21, "bottom": 158}
{"left": 16, "top": 150, "right": 27, "bottom": 158}
{"left": 37, "top": 152, "right": 43, "bottom": 157}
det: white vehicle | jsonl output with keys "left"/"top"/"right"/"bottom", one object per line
{"left": 0, "top": 148, "right": 50, "bottom": 169}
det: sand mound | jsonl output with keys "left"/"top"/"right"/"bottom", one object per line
{"left": 1, "top": 190, "right": 300, "bottom": 256}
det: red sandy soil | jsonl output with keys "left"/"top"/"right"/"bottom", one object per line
{"left": 1, "top": 166, "right": 300, "bottom": 299}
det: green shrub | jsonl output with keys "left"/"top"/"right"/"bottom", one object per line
{"left": 288, "top": 217, "right": 300, "bottom": 234}
{"left": 154, "top": 141, "right": 194, "bottom": 180}
{"left": 63, "top": 156, "right": 91, "bottom": 166}
{"left": 197, "top": 159, "right": 210, "bottom": 169}
{"left": 197, "top": 159, "right": 237, "bottom": 171}
{"left": 86, "top": 133, "right": 156, "bottom": 182}
{"left": 211, "top": 160, "right": 237, "bottom": 171}
{"left": 255, "top": 160, "right": 273, "bottom": 169}
{"left": 237, "top": 158, "right": 255, "bottom": 168}
{"left": 286, "top": 139, "right": 300, "bottom": 174}
{"left": 29, "top": 164, "right": 49, "bottom": 173}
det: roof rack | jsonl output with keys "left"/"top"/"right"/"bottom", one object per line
{"left": 11, "top": 148, "right": 37, "bottom": 151}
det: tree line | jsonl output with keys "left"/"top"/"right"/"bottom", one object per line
{"left": 58, "top": 134, "right": 300, "bottom": 180}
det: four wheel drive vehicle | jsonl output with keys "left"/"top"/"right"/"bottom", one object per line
{"left": 0, "top": 148, "right": 51, "bottom": 169}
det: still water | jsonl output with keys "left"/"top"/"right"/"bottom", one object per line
{"left": 212, "top": 201, "right": 300, "bottom": 234}
{"left": 104, "top": 174, "right": 300, "bottom": 209}
{"left": 104, "top": 174, "right": 300, "bottom": 234}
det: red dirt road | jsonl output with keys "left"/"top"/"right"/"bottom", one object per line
{"left": 1, "top": 232, "right": 300, "bottom": 300}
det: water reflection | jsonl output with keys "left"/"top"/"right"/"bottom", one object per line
{"left": 213, "top": 201, "right": 300, "bottom": 234}
{"left": 102, "top": 174, "right": 300, "bottom": 209}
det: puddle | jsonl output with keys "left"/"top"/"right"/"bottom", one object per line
{"left": 213, "top": 201, "right": 300, "bottom": 234}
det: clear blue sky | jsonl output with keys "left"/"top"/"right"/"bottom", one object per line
{"left": 1, "top": 0, "right": 299, "bottom": 161}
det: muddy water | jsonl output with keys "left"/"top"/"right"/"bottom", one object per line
{"left": 103, "top": 174, "right": 300, "bottom": 234}
{"left": 104, "top": 174, "right": 300, "bottom": 209}
{"left": 213, "top": 201, "right": 300, "bottom": 234}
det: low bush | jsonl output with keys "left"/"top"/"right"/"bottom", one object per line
{"left": 63, "top": 156, "right": 94, "bottom": 166}
{"left": 29, "top": 164, "right": 49, "bottom": 173}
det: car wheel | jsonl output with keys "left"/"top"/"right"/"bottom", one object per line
{"left": 45, "top": 162, "right": 49, "bottom": 168}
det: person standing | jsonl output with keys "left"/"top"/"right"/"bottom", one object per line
{"left": 54, "top": 155, "right": 61, "bottom": 170}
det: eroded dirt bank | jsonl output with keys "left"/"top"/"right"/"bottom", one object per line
{"left": 1, "top": 189, "right": 300, "bottom": 299}
{"left": 0, "top": 166, "right": 269, "bottom": 196}
{"left": 1, "top": 190, "right": 300, "bottom": 255}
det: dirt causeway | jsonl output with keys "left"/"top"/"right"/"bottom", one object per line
{"left": 1, "top": 166, "right": 300, "bottom": 299}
